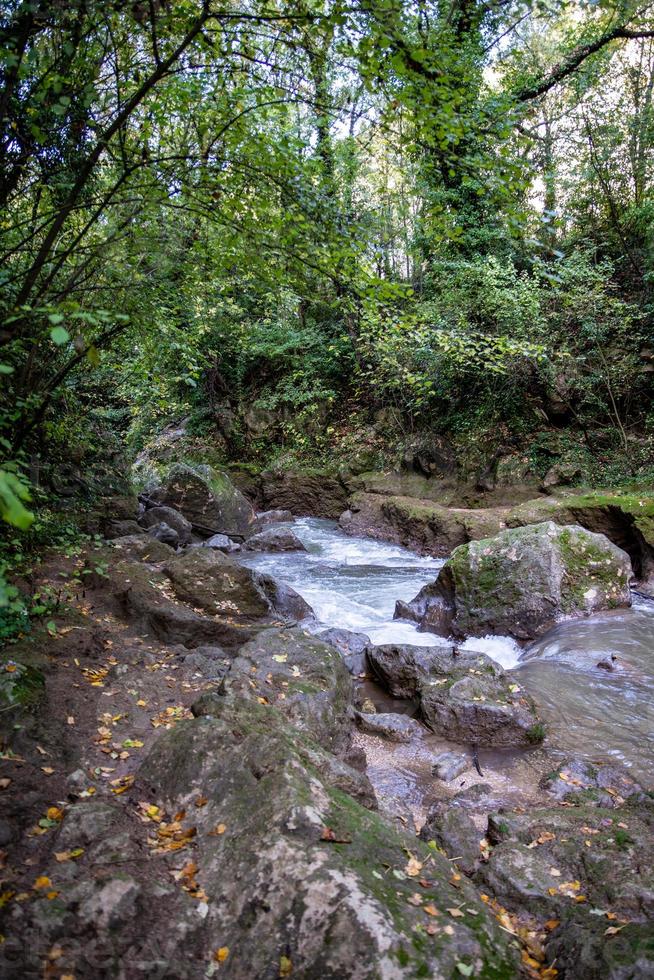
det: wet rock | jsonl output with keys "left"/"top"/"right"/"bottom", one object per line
{"left": 244, "top": 526, "right": 307, "bottom": 552}
{"left": 202, "top": 532, "right": 241, "bottom": 552}
{"left": 109, "top": 533, "right": 175, "bottom": 563}
{"left": 419, "top": 807, "right": 482, "bottom": 876}
{"left": 318, "top": 628, "right": 371, "bottom": 657}
{"left": 137, "top": 698, "right": 519, "bottom": 979}
{"left": 220, "top": 628, "right": 354, "bottom": 755}
{"left": 150, "top": 463, "right": 255, "bottom": 535}
{"left": 404, "top": 521, "right": 632, "bottom": 641}
{"left": 420, "top": 672, "right": 542, "bottom": 747}
{"left": 354, "top": 711, "right": 423, "bottom": 742}
{"left": 540, "top": 758, "right": 644, "bottom": 807}
{"left": 254, "top": 508, "right": 294, "bottom": 527}
{"left": 366, "top": 643, "right": 474, "bottom": 699}
{"left": 146, "top": 521, "right": 179, "bottom": 548}
{"left": 104, "top": 519, "right": 142, "bottom": 539}
{"left": 140, "top": 504, "right": 192, "bottom": 545}
{"left": 431, "top": 751, "right": 469, "bottom": 782}
{"left": 255, "top": 573, "right": 314, "bottom": 622}
{"left": 367, "top": 644, "right": 543, "bottom": 746}
{"left": 394, "top": 584, "right": 454, "bottom": 634}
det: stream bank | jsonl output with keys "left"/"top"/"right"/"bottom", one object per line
{"left": 2, "top": 464, "right": 654, "bottom": 979}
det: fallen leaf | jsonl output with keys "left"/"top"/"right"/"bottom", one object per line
{"left": 550, "top": 868, "right": 561, "bottom": 877}
{"left": 424, "top": 905, "right": 439, "bottom": 917}
{"left": 33, "top": 876, "right": 52, "bottom": 890}
{"left": 194, "top": 796, "right": 208, "bottom": 808}
{"left": 320, "top": 826, "right": 351, "bottom": 844}
{"left": 54, "top": 848, "right": 84, "bottom": 862}
{"left": 405, "top": 856, "right": 423, "bottom": 877}
{"left": 447, "top": 907, "right": 465, "bottom": 918}
{"left": 214, "top": 947, "right": 229, "bottom": 963}
{"left": 279, "top": 954, "right": 292, "bottom": 976}
{"left": 0, "top": 778, "right": 11, "bottom": 790}
{"left": 605, "top": 926, "right": 625, "bottom": 936}
{"left": 41, "top": 767, "right": 55, "bottom": 775}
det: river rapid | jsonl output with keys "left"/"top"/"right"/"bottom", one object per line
{"left": 239, "top": 517, "right": 654, "bottom": 811}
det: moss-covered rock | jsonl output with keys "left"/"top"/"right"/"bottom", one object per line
{"left": 150, "top": 463, "right": 255, "bottom": 535}
{"left": 366, "top": 643, "right": 543, "bottom": 746}
{"left": 402, "top": 522, "right": 632, "bottom": 641}
{"left": 138, "top": 698, "right": 520, "bottom": 979}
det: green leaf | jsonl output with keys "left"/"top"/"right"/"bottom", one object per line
{"left": 86, "top": 345, "right": 100, "bottom": 367}
{"left": 0, "top": 471, "right": 33, "bottom": 530}
{"left": 50, "top": 326, "right": 70, "bottom": 345}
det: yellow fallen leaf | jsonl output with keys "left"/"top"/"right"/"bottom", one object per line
{"left": 46, "top": 807, "right": 64, "bottom": 822}
{"left": 214, "top": 946, "right": 229, "bottom": 963}
{"left": 424, "top": 905, "right": 439, "bottom": 916}
{"left": 33, "top": 876, "right": 51, "bottom": 890}
{"left": 405, "top": 856, "right": 423, "bottom": 877}
{"left": 54, "top": 848, "right": 84, "bottom": 862}
{"left": 279, "top": 954, "right": 292, "bottom": 976}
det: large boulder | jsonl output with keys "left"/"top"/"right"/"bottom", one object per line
{"left": 164, "top": 549, "right": 312, "bottom": 624}
{"left": 121, "top": 566, "right": 259, "bottom": 649}
{"left": 244, "top": 526, "right": 307, "bottom": 552}
{"left": 136, "top": 697, "right": 519, "bottom": 979}
{"left": 140, "top": 504, "right": 192, "bottom": 545}
{"left": 366, "top": 644, "right": 544, "bottom": 746}
{"left": 399, "top": 522, "right": 632, "bottom": 641}
{"left": 164, "top": 548, "right": 271, "bottom": 619}
{"left": 149, "top": 464, "right": 255, "bottom": 536}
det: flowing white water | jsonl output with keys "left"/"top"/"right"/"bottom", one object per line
{"left": 240, "top": 517, "right": 523, "bottom": 660}
{"left": 240, "top": 517, "right": 654, "bottom": 782}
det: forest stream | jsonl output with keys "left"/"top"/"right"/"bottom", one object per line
{"left": 239, "top": 517, "right": 654, "bottom": 819}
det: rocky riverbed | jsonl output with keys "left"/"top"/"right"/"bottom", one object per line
{"left": 1, "top": 463, "right": 653, "bottom": 979}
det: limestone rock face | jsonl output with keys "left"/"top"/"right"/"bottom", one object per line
{"left": 137, "top": 698, "right": 519, "bottom": 979}
{"left": 150, "top": 463, "right": 255, "bottom": 535}
{"left": 259, "top": 469, "right": 348, "bottom": 518}
{"left": 399, "top": 521, "right": 632, "bottom": 641}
